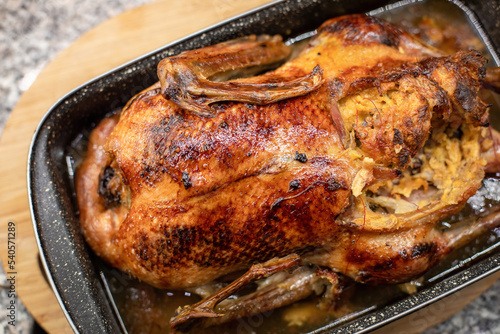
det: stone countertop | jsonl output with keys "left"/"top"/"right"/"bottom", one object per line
{"left": 0, "top": 1, "right": 499, "bottom": 333}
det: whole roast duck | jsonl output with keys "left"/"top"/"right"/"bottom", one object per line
{"left": 76, "top": 14, "right": 500, "bottom": 331}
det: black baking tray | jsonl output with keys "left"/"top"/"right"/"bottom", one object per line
{"left": 28, "top": 0, "right": 500, "bottom": 333}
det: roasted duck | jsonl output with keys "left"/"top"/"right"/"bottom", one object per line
{"left": 76, "top": 14, "right": 500, "bottom": 332}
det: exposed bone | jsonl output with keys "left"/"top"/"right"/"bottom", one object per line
{"left": 158, "top": 35, "right": 323, "bottom": 117}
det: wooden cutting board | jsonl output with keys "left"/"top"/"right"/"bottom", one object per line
{"left": 0, "top": 0, "right": 498, "bottom": 333}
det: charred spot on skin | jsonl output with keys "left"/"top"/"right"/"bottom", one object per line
{"left": 411, "top": 243, "right": 435, "bottom": 259}
{"left": 182, "top": 171, "right": 192, "bottom": 189}
{"left": 295, "top": 151, "right": 308, "bottom": 163}
{"left": 271, "top": 197, "right": 284, "bottom": 210}
{"left": 372, "top": 260, "right": 394, "bottom": 272}
{"left": 138, "top": 247, "right": 149, "bottom": 261}
{"left": 398, "top": 249, "right": 409, "bottom": 260}
{"left": 165, "top": 86, "right": 181, "bottom": 101}
{"left": 98, "top": 166, "right": 121, "bottom": 207}
{"left": 393, "top": 128, "right": 404, "bottom": 145}
{"left": 380, "top": 36, "right": 398, "bottom": 48}
{"left": 174, "top": 226, "right": 194, "bottom": 246}
{"left": 289, "top": 180, "right": 301, "bottom": 191}
{"left": 397, "top": 149, "right": 410, "bottom": 167}
{"left": 327, "top": 179, "right": 343, "bottom": 191}
{"left": 454, "top": 82, "right": 475, "bottom": 112}
{"left": 140, "top": 165, "right": 153, "bottom": 179}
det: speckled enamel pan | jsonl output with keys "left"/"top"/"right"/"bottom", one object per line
{"left": 28, "top": 0, "right": 500, "bottom": 333}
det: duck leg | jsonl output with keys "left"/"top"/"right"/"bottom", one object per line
{"left": 169, "top": 254, "right": 301, "bottom": 332}
{"left": 170, "top": 253, "right": 344, "bottom": 333}
{"left": 202, "top": 267, "right": 339, "bottom": 329}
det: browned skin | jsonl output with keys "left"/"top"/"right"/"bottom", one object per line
{"left": 76, "top": 14, "right": 498, "bottom": 317}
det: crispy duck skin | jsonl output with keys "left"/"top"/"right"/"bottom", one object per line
{"left": 77, "top": 13, "right": 499, "bottom": 314}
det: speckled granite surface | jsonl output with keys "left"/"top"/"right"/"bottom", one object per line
{"left": 1, "top": 0, "right": 499, "bottom": 333}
